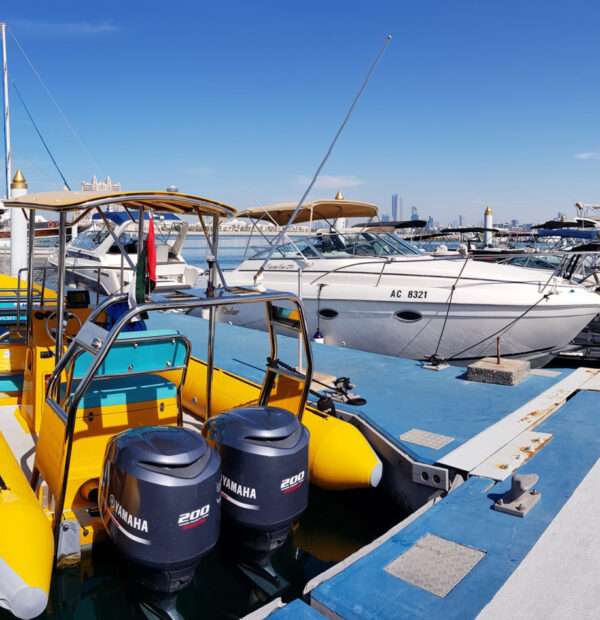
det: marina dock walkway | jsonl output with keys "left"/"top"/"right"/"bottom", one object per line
{"left": 151, "top": 313, "right": 600, "bottom": 620}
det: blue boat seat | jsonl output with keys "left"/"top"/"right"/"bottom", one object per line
{"left": 0, "top": 373, "right": 22, "bottom": 393}
{"left": 0, "top": 300, "right": 27, "bottom": 325}
{"left": 68, "top": 374, "right": 177, "bottom": 411}
{"left": 60, "top": 329, "right": 188, "bottom": 413}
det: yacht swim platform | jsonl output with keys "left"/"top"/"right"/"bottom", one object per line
{"left": 143, "top": 313, "right": 600, "bottom": 620}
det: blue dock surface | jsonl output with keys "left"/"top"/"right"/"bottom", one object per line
{"left": 309, "top": 390, "right": 600, "bottom": 619}
{"left": 152, "top": 313, "right": 570, "bottom": 464}
{"left": 267, "top": 600, "right": 325, "bottom": 619}
{"left": 150, "top": 313, "right": 600, "bottom": 619}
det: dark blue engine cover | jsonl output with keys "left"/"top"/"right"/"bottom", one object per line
{"left": 209, "top": 407, "right": 309, "bottom": 535}
{"left": 99, "top": 426, "right": 221, "bottom": 591}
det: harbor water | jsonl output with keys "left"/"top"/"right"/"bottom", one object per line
{"left": 27, "top": 487, "right": 404, "bottom": 619}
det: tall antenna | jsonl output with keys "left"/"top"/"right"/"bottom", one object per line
{"left": 1, "top": 23, "right": 12, "bottom": 199}
{"left": 254, "top": 34, "right": 393, "bottom": 283}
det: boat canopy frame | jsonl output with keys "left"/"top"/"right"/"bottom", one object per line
{"left": 42, "top": 289, "right": 314, "bottom": 547}
{"left": 237, "top": 198, "right": 379, "bottom": 261}
{"left": 2, "top": 190, "right": 236, "bottom": 360}
{"left": 237, "top": 199, "right": 378, "bottom": 227}
{"left": 2, "top": 190, "right": 320, "bottom": 553}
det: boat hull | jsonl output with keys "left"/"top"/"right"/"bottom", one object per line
{"left": 218, "top": 297, "right": 600, "bottom": 360}
{"left": 217, "top": 256, "right": 600, "bottom": 361}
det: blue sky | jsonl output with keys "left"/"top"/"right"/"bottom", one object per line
{"left": 4, "top": 1, "right": 600, "bottom": 223}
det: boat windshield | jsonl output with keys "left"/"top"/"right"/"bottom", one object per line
{"left": 70, "top": 227, "right": 112, "bottom": 251}
{"left": 253, "top": 231, "right": 422, "bottom": 259}
{"left": 70, "top": 219, "right": 182, "bottom": 253}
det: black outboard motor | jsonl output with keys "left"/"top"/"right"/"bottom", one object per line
{"left": 208, "top": 407, "right": 309, "bottom": 594}
{"left": 99, "top": 426, "right": 221, "bottom": 613}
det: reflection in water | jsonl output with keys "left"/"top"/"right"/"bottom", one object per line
{"left": 27, "top": 487, "right": 404, "bottom": 620}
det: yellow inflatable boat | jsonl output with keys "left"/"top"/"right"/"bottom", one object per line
{"left": 0, "top": 190, "right": 383, "bottom": 619}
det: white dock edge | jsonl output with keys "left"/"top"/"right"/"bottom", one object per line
{"left": 478, "top": 456, "right": 600, "bottom": 620}
{"left": 438, "top": 368, "right": 598, "bottom": 473}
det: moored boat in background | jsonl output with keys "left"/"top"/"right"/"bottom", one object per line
{"left": 48, "top": 208, "right": 199, "bottom": 295}
{"left": 219, "top": 198, "right": 600, "bottom": 363}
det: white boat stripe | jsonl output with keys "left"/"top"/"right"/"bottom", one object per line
{"left": 108, "top": 510, "right": 151, "bottom": 545}
{"left": 221, "top": 490, "right": 260, "bottom": 511}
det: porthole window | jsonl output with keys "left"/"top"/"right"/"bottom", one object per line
{"left": 394, "top": 310, "right": 422, "bottom": 322}
{"left": 318, "top": 308, "right": 338, "bottom": 320}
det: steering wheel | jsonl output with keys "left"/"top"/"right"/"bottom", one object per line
{"left": 44, "top": 310, "right": 83, "bottom": 344}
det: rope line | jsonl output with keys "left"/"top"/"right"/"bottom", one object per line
{"left": 445, "top": 292, "right": 552, "bottom": 361}
{"left": 254, "top": 34, "right": 393, "bottom": 283}
{"left": 12, "top": 81, "right": 71, "bottom": 189}
{"left": 430, "top": 255, "right": 471, "bottom": 361}
{"left": 9, "top": 29, "right": 104, "bottom": 175}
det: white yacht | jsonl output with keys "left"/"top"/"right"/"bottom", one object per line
{"left": 49, "top": 210, "right": 200, "bottom": 295}
{"left": 218, "top": 198, "right": 600, "bottom": 363}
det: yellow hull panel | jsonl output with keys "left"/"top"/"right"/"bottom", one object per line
{"left": 0, "top": 272, "right": 55, "bottom": 298}
{"left": 181, "top": 357, "right": 381, "bottom": 490}
{"left": 0, "top": 433, "right": 53, "bottom": 619}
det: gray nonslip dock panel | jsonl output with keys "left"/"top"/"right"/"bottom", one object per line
{"left": 310, "top": 390, "right": 600, "bottom": 619}
{"left": 384, "top": 533, "right": 486, "bottom": 598}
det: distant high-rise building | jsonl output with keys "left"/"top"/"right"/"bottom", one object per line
{"left": 391, "top": 194, "right": 398, "bottom": 221}
{"left": 381, "top": 214, "right": 390, "bottom": 222}
{"left": 458, "top": 214, "right": 464, "bottom": 227}
{"left": 410, "top": 206, "right": 419, "bottom": 221}
{"left": 81, "top": 175, "right": 122, "bottom": 192}
{"left": 427, "top": 216, "right": 434, "bottom": 229}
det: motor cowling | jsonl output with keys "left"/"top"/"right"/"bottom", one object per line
{"left": 99, "top": 426, "right": 221, "bottom": 593}
{"left": 208, "top": 407, "right": 309, "bottom": 559}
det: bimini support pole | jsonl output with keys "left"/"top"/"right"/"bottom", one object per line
{"left": 54, "top": 211, "right": 67, "bottom": 360}
{"left": 205, "top": 214, "right": 219, "bottom": 419}
{"left": 196, "top": 208, "right": 227, "bottom": 290}
{"left": 136, "top": 205, "right": 144, "bottom": 302}
{"left": 25, "top": 207, "right": 35, "bottom": 345}
{"left": 137, "top": 206, "right": 144, "bottom": 259}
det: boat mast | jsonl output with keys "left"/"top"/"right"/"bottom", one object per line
{"left": 1, "top": 24, "right": 28, "bottom": 277}
{"left": 1, "top": 23, "right": 11, "bottom": 199}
